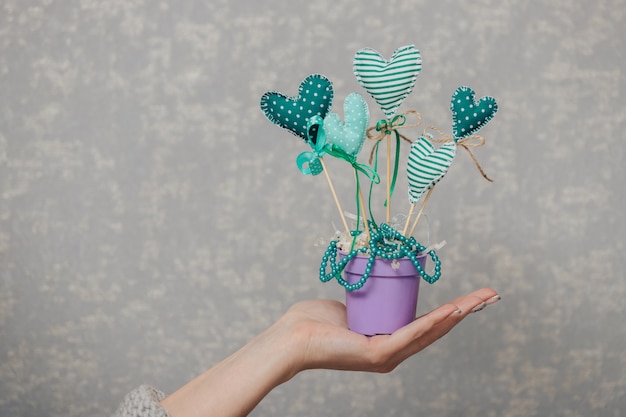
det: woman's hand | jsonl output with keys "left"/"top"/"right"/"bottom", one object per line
{"left": 162, "top": 288, "right": 500, "bottom": 417}
{"left": 279, "top": 287, "right": 500, "bottom": 374}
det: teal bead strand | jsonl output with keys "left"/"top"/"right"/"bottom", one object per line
{"left": 318, "top": 223, "right": 443, "bottom": 290}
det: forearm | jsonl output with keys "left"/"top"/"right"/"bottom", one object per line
{"left": 160, "top": 322, "right": 298, "bottom": 417}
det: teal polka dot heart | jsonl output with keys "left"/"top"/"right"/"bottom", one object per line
{"left": 450, "top": 86, "right": 498, "bottom": 140}
{"left": 260, "top": 74, "right": 334, "bottom": 141}
{"left": 324, "top": 93, "right": 369, "bottom": 157}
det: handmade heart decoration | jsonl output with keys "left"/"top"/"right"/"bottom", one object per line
{"left": 450, "top": 86, "right": 498, "bottom": 140}
{"left": 407, "top": 135, "right": 456, "bottom": 204}
{"left": 324, "top": 92, "right": 369, "bottom": 157}
{"left": 353, "top": 45, "right": 422, "bottom": 119}
{"left": 260, "top": 74, "right": 334, "bottom": 141}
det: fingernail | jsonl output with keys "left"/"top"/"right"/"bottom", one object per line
{"left": 471, "top": 302, "right": 487, "bottom": 313}
{"left": 485, "top": 294, "right": 501, "bottom": 306}
{"left": 448, "top": 307, "right": 463, "bottom": 316}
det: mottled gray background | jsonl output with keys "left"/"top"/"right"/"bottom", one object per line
{"left": 1, "top": 0, "right": 625, "bottom": 416}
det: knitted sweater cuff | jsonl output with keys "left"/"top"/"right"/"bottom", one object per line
{"left": 112, "top": 385, "right": 170, "bottom": 417}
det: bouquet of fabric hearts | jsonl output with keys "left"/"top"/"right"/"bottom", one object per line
{"left": 261, "top": 45, "right": 498, "bottom": 335}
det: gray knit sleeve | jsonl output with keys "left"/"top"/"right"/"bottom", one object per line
{"left": 112, "top": 385, "right": 170, "bottom": 417}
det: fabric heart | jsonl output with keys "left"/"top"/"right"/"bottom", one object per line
{"left": 260, "top": 74, "right": 334, "bottom": 141}
{"left": 324, "top": 93, "right": 369, "bottom": 157}
{"left": 450, "top": 86, "right": 498, "bottom": 140}
{"left": 407, "top": 135, "right": 456, "bottom": 204}
{"left": 353, "top": 45, "right": 422, "bottom": 119}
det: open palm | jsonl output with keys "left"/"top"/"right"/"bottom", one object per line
{"left": 283, "top": 288, "right": 498, "bottom": 374}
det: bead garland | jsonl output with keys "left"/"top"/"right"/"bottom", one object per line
{"left": 319, "top": 222, "right": 442, "bottom": 291}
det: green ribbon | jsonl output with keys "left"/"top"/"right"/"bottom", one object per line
{"left": 297, "top": 115, "right": 381, "bottom": 184}
{"left": 323, "top": 124, "right": 381, "bottom": 245}
{"left": 325, "top": 145, "right": 380, "bottom": 184}
{"left": 374, "top": 114, "right": 404, "bottom": 207}
{"left": 375, "top": 114, "right": 406, "bottom": 135}
{"left": 296, "top": 116, "right": 328, "bottom": 176}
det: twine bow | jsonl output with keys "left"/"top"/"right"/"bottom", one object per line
{"left": 423, "top": 125, "right": 493, "bottom": 182}
{"left": 366, "top": 110, "right": 422, "bottom": 155}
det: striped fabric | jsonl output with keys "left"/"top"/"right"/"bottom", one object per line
{"left": 407, "top": 136, "right": 456, "bottom": 204}
{"left": 354, "top": 45, "right": 422, "bottom": 119}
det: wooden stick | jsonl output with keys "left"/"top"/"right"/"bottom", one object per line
{"left": 402, "top": 203, "right": 416, "bottom": 236}
{"left": 408, "top": 187, "right": 434, "bottom": 237}
{"left": 386, "top": 133, "right": 392, "bottom": 223}
{"left": 320, "top": 158, "right": 350, "bottom": 235}
{"left": 358, "top": 186, "right": 371, "bottom": 244}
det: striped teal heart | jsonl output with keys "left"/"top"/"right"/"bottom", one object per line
{"left": 260, "top": 74, "right": 334, "bottom": 141}
{"left": 451, "top": 86, "right": 498, "bottom": 140}
{"left": 324, "top": 93, "right": 369, "bottom": 157}
{"left": 407, "top": 135, "right": 456, "bottom": 204}
{"left": 353, "top": 45, "right": 422, "bottom": 119}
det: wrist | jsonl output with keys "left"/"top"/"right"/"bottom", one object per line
{"left": 259, "top": 314, "right": 308, "bottom": 383}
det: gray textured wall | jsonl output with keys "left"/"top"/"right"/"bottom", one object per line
{"left": 1, "top": 0, "right": 625, "bottom": 416}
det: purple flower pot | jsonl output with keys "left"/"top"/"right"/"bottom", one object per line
{"left": 341, "top": 254, "right": 427, "bottom": 336}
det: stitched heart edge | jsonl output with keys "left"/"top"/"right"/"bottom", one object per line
{"left": 407, "top": 138, "right": 456, "bottom": 203}
{"left": 353, "top": 45, "right": 422, "bottom": 118}
{"left": 450, "top": 86, "right": 498, "bottom": 140}
{"left": 260, "top": 73, "right": 334, "bottom": 141}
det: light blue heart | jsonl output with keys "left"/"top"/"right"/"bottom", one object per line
{"left": 324, "top": 93, "right": 369, "bottom": 157}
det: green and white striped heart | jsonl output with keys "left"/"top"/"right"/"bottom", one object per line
{"left": 451, "top": 86, "right": 498, "bottom": 140}
{"left": 407, "top": 135, "right": 456, "bottom": 204}
{"left": 260, "top": 74, "right": 334, "bottom": 141}
{"left": 324, "top": 93, "right": 369, "bottom": 157}
{"left": 353, "top": 45, "right": 422, "bottom": 119}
